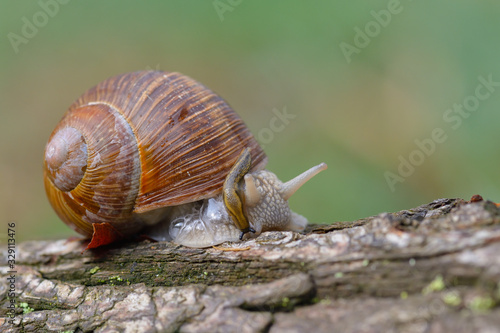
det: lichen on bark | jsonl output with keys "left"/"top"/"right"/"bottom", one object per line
{"left": 1, "top": 198, "right": 500, "bottom": 332}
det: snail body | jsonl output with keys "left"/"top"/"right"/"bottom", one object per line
{"left": 44, "top": 71, "right": 327, "bottom": 248}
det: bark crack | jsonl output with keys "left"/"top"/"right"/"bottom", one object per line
{"left": 1, "top": 199, "right": 500, "bottom": 332}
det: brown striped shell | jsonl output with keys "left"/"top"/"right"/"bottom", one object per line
{"left": 44, "top": 71, "right": 267, "bottom": 238}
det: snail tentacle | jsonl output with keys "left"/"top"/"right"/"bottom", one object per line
{"left": 281, "top": 163, "right": 328, "bottom": 200}
{"left": 242, "top": 174, "right": 261, "bottom": 207}
{"left": 222, "top": 148, "right": 252, "bottom": 233}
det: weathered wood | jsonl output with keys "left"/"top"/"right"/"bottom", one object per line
{"left": 1, "top": 198, "right": 500, "bottom": 332}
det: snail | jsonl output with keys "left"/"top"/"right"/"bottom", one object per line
{"left": 44, "top": 71, "right": 327, "bottom": 249}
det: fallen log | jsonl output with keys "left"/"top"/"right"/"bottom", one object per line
{"left": 1, "top": 198, "right": 500, "bottom": 332}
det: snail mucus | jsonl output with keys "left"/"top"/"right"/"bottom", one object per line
{"left": 44, "top": 71, "right": 327, "bottom": 248}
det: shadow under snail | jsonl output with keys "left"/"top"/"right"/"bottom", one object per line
{"left": 43, "top": 71, "right": 327, "bottom": 249}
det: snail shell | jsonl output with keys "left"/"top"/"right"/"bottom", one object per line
{"left": 44, "top": 71, "right": 327, "bottom": 248}
{"left": 44, "top": 71, "right": 266, "bottom": 243}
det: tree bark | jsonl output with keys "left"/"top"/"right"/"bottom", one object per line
{"left": 1, "top": 198, "right": 500, "bottom": 332}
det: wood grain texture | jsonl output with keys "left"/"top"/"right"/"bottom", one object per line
{"left": 2, "top": 198, "right": 500, "bottom": 332}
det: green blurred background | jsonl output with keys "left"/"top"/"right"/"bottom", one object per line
{"left": 1, "top": 1, "right": 500, "bottom": 242}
